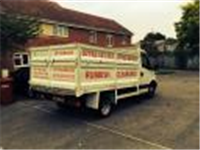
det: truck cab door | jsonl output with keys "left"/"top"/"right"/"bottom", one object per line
{"left": 140, "top": 53, "right": 154, "bottom": 92}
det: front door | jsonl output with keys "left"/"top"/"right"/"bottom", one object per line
{"left": 140, "top": 53, "right": 153, "bottom": 92}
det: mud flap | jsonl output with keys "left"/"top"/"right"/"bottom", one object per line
{"left": 85, "top": 92, "right": 100, "bottom": 109}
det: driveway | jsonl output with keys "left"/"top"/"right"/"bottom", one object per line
{"left": 1, "top": 71, "right": 199, "bottom": 149}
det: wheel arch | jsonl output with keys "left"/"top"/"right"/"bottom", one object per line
{"left": 99, "top": 90, "right": 116, "bottom": 105}
{"left": 150, "top": 80, "right": 157, "bottom": 88}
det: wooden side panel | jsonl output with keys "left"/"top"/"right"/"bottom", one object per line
{"left": 115, "top": 47, "right": 140, "bottom": 89}
{"left": 79, "top": 44, "right": 140, "bottom": 94}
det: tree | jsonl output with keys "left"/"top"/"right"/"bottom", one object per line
{"left": 175, "top": 0, "right": 199, "bottom": 69}
{"left": 140, "top": 32, "right": 166, "bottom": 57}
{"left": 0, "top": 13, "right": 40, "bottom": 51}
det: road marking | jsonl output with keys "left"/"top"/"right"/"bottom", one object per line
{"left": 83, "top": 121, "right": 171, "bottom": 149}
{"left": 20, "top": 102, "right": 171, "bottom": 149}
{"left": 19, "top": 101, "right": 39, "bottom": 107}
{"left": 33, "top": 105, "right": 53, "bottom": 114}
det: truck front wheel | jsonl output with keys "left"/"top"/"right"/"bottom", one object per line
{"left": 148, "top": 82, "right": 157, "bottom": 98}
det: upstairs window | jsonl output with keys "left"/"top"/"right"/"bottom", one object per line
{"left": 53, "top": 25, "right": 69, "bottom": 37}
{"left": 13, "top": 53, "right": 29, "bottom": 68}
{"left": 89, "top": 31, "right": 97, "bottom": 44}
{"left": 40, "top": 23, "right": 54, "bottom": 36}
{"left": 122, "top": 36, "right": 127, "bottom": 45}
{"left": 106, "top": 34, "right": 114, "bottom": 47}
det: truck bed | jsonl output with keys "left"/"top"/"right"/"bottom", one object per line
{"left": 29, "top": 43, "right": 140, "bottom": 97}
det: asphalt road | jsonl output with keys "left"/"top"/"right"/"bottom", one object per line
{"left": 0, "top": 71, "right": 199, "bottom": 149}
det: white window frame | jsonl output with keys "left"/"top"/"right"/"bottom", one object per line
{"left": 13, "top": 52, "right": 29, "bottom": 69}
{"left": 89, "top": 31, "right": 97, "bottom": 44}
{"left": 53, "top": 25, "right": 69, "bottom": 37}
{"left": 106, "top": 34, "right": 114, "bottom": 47}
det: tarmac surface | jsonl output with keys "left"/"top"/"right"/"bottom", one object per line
{"left": 1, "top": 71, "right": 199, "bottom": 149}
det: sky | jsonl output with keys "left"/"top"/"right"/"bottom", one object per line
{"left": 52, "top": 0, "right": 192, "bottom": 43}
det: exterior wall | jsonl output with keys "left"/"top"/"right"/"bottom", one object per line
{"left": 114, "top": 35, "right": 123, "bottom": 47}
{"left": 68, "top": 27, "right": 89, "bottom": 44}
{"left": 97, "top": 32, "right": 107, "bottom": 47}
{"left": 68, "top": 27, "right": 131, "bottom": 47}
{"left": 38, "top": 23, "right": 132, "bottom": 47}
{"left": 113, "top": 34, "right": 131, "bottom": 47}
{"left": 1, "top": 50, "right": 14, "bottom": 72}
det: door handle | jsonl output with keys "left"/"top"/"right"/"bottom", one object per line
{"left": 140, "top": 72, "right": 144, "bottom": 77}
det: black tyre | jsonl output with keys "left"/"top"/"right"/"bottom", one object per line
{"left": 148, "top": 83, "right": 156, "bottom": 98}
{"left": 28, "top": 90, "right": 40, "bottom": 99}
{"left": 98, "top": 100, "right": 113, "bottom": 117}
{"left": 44, "top": 94, "right": 53, "bottom": 100}
{"left": 28, "top": 89, "right": 35, "bottom": 98}
{"left": 56, "top": 102, "right": 67, "bottom": 109}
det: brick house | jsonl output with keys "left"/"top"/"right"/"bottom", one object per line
{"left": 0, "top": 0, "right": 133, "bottom": 72}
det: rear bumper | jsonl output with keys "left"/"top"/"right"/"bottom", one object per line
{"left": 30, "top": 85, "right": 76, "bottom": 96}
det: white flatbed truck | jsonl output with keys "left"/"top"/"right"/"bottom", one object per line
{"left": 29, "top": 43, "right": 157, "bottom": 117}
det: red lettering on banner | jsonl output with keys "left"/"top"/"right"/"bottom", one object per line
{"left": 117, "top": 54, "right": 138, "bottom": 61}
{"left": 86, "top": 71, "right": 110, "bottom": 79}
{"left": 53, "top": 73, "right": 74, "bottom": 81}
{"left": 53, "top": 67, "right": 74, "bottom": 72}
{"left": 32, "top": 67, "right": 48, "bottom": 79}
{"left": 33, "top": 75, "right": 47, "bottom": 79}
{"left": 52, "top": 67, "right": 75, "bottom": 81}
{"left": 54, "top": 50, "right": 74, "bottom": 56}
{"left": 82, "top": 50, "right": 114, "bottom": 59}
{"left": 117, "top": 70, "right": 137, "bottom": 78}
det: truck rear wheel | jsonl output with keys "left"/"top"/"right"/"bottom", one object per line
{"left": 98, "top": 99, "right": 113, "bottom": 117}
{"left": 56, "top": 101, "right": 67, "bottom": 109}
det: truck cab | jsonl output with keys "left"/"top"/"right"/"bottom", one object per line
{"left": 140, "top": 52, "right": 157, "bottom": 97}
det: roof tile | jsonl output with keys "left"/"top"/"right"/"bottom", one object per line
{"left": 0, "top": 0, "right": 133, "bottom": 35}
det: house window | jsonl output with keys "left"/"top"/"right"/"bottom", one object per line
{"left": 40, "top": 23, "right": 54, "bottom": 36}
{"left": 89, "top": 31, "right": 97, "bottom": 44}
{"left": 13, "top": 53, "right": 29, "bottom": 68}
{"left": 106, "top": 34, "right": 114, "bottom": 47}
{"left": 53, "top": 25, "right": 69, "bottom": 37}
{"left": 122, "top": 36, "right": 127, "bottom": 45}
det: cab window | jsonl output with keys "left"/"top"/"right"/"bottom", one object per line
{"left": 141, "top": 53, "right": 152, "bottom": 69}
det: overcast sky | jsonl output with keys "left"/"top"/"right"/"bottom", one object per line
{"left": 52, "top": 0, "right": 191, "bottom": 43}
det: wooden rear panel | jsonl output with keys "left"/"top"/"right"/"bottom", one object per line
{"left": 30, "top": 45, "right": 78, "bottom": 91}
